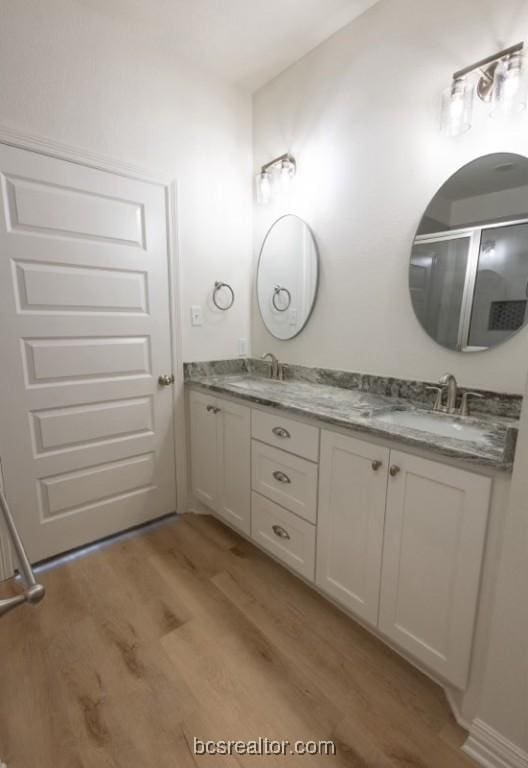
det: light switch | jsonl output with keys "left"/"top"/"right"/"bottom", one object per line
{"left": 191, "top": 305, "right": 203, "bottom": 326}
{"left": 289, "top": 307, "right": 297, "bottom": 326}
{"left": 238, "top": 338, "right": 248, "bottom": 356}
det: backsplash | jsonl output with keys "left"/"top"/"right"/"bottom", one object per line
{"left": 183, "top": 359, "right": 522, "bottom": 420}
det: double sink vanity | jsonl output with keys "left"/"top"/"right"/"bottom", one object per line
{"left": 186, "top": 358, "right": 519, "bottom": 693}
{"left": 187, "top": 149, "right": 527, "bottom": 720}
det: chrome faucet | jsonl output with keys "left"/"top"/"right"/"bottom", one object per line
{"left": 262, "top": 352, "right": 279, "bottom": 380}
{"left": 427, "top": 374, "right": 484, "bottom": 417}
{"left": 439, "top": 373, "right": 458, "bottom": 414}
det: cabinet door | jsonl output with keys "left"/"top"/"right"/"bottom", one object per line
{"left": 217, "top": 397, "right": 251, "bottom": 535}
{"left": 316, "top": 430, "right": 389, "bottom": 626}
{"left": 189, "top": 390, "right": 218, "bottom": 511}
{"left": 379, "top": 451, "right": 491, "bottom": 689}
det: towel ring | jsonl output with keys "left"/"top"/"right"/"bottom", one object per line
{"left": 213, "top": 281, "right": 235, "bottom": 311}
{"left": 272, "top": 285, "right": 292, "bottom": 312}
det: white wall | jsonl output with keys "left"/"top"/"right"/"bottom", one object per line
{"left": 467, "top": 375, "right": 528, "bottom": 755}
{"left": 253, "top": 0, "right": 528, "bottom": 393}
{"left": 0, "top": 0, "right": 252, "bottom": 362}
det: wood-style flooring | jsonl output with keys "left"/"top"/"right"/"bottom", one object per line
{"left": 0, "top": 513, "right": 476, "bottom": 767}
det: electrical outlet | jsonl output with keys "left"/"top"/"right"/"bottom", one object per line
{"left": 238, "top": 338, "right": 248, "bottom": 356}
{"left": 191, "top": 305, "right": 203, "bottom": 326}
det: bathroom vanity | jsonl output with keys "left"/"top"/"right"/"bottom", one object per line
{"left": 186, "top": 364, "right": 517, "bottom": 695}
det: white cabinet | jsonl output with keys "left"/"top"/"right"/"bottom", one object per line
{"left": 189, "top": 391, "right": 250, "bottom": 535}
{"left": 217, "top": 398, "right": 251, "bottom": 534}
{"left": 252, "top": 409, "right": 319, "bottom": 461}
{"left": 252, "top": 440, "right": 318, "bottom": 524}
{"left": 379, "top": 451, "right": 491, "bottom": 689}
{"left": 189, "top": 390, "right": 218, "bottom": 509}
{"left": 189, "top": 394, "right": 493, "bottom": 690}
{"left": 316, "top": 431, "right": 390, "bottom": 626}
{"left": 251, "top": 492, "right": 316, "bottom": 580}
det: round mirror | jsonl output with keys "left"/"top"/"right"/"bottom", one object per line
{"left": 409, "top": 152, "right": 528, "bottom": 351}
{"left": 257, "top": 214, "right": 319, "bottom": 340}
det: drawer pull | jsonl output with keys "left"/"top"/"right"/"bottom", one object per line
{"left": 272, "top": 470, "right": 291, "bottom": 484}
{"left": 272, "top": 524, "right": 291, "bottom": 540}
{"left": 272, "top": 426, "right": 291, "bottom": 439}
{"left": 206, "top": 405, "right": 221, "bottom": 414}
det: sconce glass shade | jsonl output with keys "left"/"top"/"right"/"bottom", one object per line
{"left": 280, "top": 157, "right": 296, "bottom": 181}
{"left": 441, "top": 77, "right": 474, "bottom": 136}
{"left": 490, "top": 52, "right": 528, "bottom": 116}
{"left": 256, "top": 171, "right": 272, "bottom": 205}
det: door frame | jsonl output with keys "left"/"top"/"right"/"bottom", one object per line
{"left": 0, "top": 124, "right": 187, "bottom": 526}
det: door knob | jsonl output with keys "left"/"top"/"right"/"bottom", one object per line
{"left": 158, "top": 374, "right": 174, "bottom": 386}
{"left": 389, "top": 465, "right": 401, "bottom": 477}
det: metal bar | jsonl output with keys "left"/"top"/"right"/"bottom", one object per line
{"left": 414, "top": 216, "right": 528, "bottom": 243}
{"left": 458, "top": 229, "right": 482, "bottom": 351}
{"left": 453, "top": 42, "right": 524, "bottom": 80}
{"left": 0, "top": 487, "right": 45, "bottom": 618}
{"left": 261, "top": 152, "right": 295, "bottom": 174}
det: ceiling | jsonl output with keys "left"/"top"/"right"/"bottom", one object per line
{"left": 438, "top": 153, "right": 528, "bottom": 201}
{"left": 78, "top": 0, "right": 380, "bottom": 91}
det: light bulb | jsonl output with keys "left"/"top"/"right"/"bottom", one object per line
{"left": 441, "top": 77, "right": 473, "bottom": 136}
{"left": 491, "top": 52, "right": 527, "bottom": 116}
{"left": 256, "top": 171, "right": 271, "bottom": 205}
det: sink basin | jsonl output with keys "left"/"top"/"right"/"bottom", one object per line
{"left": 226, "top": 377, "right": 285, "bottom": 390}
{"left": 374, "top": 409, "right": 491, "bottom": 441}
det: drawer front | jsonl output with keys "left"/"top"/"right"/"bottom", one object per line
{"left": 251, "top": 492, "right": 316, "bottom": 581}
{"left": 252, "top": 440, "right": 318, "bottom": 524}
{"left": 251, "top": 409, "right": 319, "bottom": 461}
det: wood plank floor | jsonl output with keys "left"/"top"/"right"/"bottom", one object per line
{"left": 0, "top": 513, "right": 476, "bottom": 767}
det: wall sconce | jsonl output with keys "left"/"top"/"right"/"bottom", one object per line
{"left": 256, "top": 153, "right": 296, "bottom": 204}
{"left": 441, "top": 42, "right": 527, "bottom": 135}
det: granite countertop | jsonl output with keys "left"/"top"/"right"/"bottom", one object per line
{"left": 186, "top": 373, "right": 518, "bottom": 471}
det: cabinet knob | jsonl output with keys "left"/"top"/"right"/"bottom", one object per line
{"left": 272, "top": 426, "right": 291, "bottom": 439}
{"left": 371, "top": 460, "right": 382, "bottom": 472}
{"left": 206, "top": 404, "right": 216, "bottom": 412}
{"left": 389, "top": 465, "right": 401, "bottom": 477}
{"left": 272, "top": 470, "right": 291, "bottom": 484}
{"left": 158, "top": 373, "right": 174, "bottom": 386}
{"left": 272, "top": 524, "right": 291, "bottom": 540}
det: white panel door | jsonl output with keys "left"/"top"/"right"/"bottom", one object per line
{"left": 217, "top": 397, "right": 250, "bottom": 535}
{"left": 0, "top": 144, "right": 177, "bottom": 562}
{"left": 316, "top": 431, "right": 389, "bottom": 627}
{"left": 189, "top": 390, "right": 218, "bottom": 511}
{"left": 379, "top": 451, "right": 491, "bottom": 689}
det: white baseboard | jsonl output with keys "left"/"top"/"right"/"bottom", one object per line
{"left": 463, "top": 719, "right": 528, "bottom": 768}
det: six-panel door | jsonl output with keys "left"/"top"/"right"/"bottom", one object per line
{"left": 316, "top": 430, "right": 390, "bottom": 627}
{"left": 379, "top": 451, "right": 491, "bottom": 689}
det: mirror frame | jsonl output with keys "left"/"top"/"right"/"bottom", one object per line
{"left": 408, "top": 152, "right": 528, "bottom": 353}
{"left": 257, "top": 214, "right": 320, "bottom": 340}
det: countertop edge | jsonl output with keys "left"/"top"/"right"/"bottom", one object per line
{"left": 185, "top": 379, "right": 514, "bottom": 473}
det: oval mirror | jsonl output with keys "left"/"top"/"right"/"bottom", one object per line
{"left": 409, "top": 152, "right": 528, "bottom": 351}
{"left": 257, "top": 215, "right": 319, "bottom": 340}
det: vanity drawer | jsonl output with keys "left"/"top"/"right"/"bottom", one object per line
{"left": 251, "top": 440, "right": 318, "bottom": 524}
{"left": 251, "top": 492, "right": 315, "bottom": 581}
{"left": 251, "top": 409, "right": 319, "bottom": 461}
